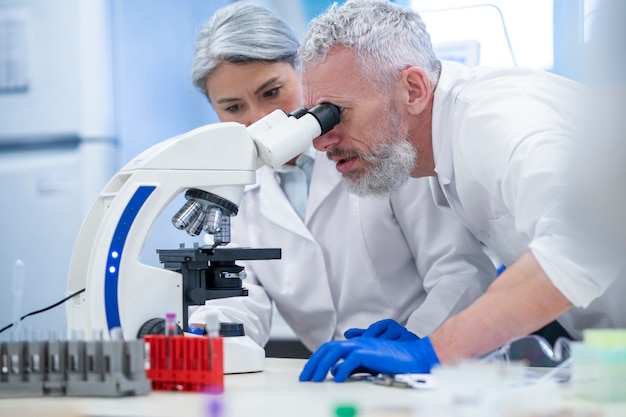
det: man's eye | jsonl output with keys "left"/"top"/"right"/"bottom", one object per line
{"left": 330, "top": 105, "right": 344, "bottom": 115}
{"left": 323, "top": 103, "right": 343, "bottom": 113}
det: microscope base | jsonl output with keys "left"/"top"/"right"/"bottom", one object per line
{"left": 223, "top": 335, "right": 265, "bottom": 374}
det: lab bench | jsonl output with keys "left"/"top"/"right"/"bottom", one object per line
{"left": 1, "top": 358, "right": 625, "bottom": 417}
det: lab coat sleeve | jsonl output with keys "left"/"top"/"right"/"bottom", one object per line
{"left": 455, "top": 74, "right": 623, "bottom": 308}
{"left": 188, "top": 196, "right": 273, "bottom": 347}
{"left": 392, "top": 178, "right": 497, "bottom": 337}
{"left": 506, "top": 136, "right": 622, "bottom": 308}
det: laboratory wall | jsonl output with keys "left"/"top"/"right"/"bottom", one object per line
{"left": 253, "top": 0, "right": 409, "bottom": 39}
{"left": 0, "top": 0, "right": 229, "bottom": 340}
{"left": 0, "top": 0, "right": 118, "bottom": 341}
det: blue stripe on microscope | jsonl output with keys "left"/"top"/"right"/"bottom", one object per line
{"left": 104, "top": 185, "right": 156, "bottom": 332}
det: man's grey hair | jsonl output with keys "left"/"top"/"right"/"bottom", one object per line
{"left": 191, "top": 1, "right": 300, "bottom": 100}
{"left": 297, "top": 0, "right": 440, "bottom": 93}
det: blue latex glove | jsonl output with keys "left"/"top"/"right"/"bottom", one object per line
{"left": 343, "top": 319, "right": 420, "bottom": 342}
{"left": 299, "top": 337, "right": 440, "bottom": 383}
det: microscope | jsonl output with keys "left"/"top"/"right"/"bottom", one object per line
{"left": 66, "top": 104, "right": 340, "bottom": 373}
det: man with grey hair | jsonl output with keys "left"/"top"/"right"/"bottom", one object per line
{"left": 298, "top": 0, "right": 626, "bottom": 382}
{"left": 185, "top": 2, "right": 498, "bottom": 359}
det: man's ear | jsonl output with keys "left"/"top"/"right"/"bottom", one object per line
{"left": 399, "top": 66, "right": 432, "bottom": 115}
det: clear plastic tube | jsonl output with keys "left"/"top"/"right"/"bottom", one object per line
{"left": 12, "top": 259, "right": 25, "bottom": 342}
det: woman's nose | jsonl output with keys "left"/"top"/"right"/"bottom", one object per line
{"left": 249, "top": 106, "right": 273, "bottom": 126}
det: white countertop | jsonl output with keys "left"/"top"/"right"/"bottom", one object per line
{"left": 0, "top": 358, "right": 624, "bottom": 417}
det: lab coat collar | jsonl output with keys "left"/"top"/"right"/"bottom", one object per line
{"left": 251, "top": 148, "right": 341, "bottom": 238}
{"left": 428, "top": 176, "right": 450, "bottom": 208}
{"left": 306, "top": 151, "right": 342, "bottom": 222}
{"left": 256, "top": 166, "right": 310, "bottom": 236}
{"left": 432, "top": 60, "right": 472, "bottom": 186}
{"left": 272, "top": 146, "right": 317, "bottom": 174}
{"left": 301, "top": 145, "right": 318, "bottom": 161}
{"left": 245, "top": 147, "right": 318, "bottom": 188}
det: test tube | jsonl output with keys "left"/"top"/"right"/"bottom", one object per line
{"left": 110, "top": 327, "right": 124, "bottom": 341}
{"left": 205, "top": 314, "right": 220, "bottom": 338}
{"left": 164, "top": 313, "right": 177, "bottom": 372}
{"left": 205, "top": 313, "right": 220, "bottom": 373}
{"left": 165, "top": 313, "right": 177, "bottom": 336}
{"left": 12, "top": 259, "right": 25, "bottom": 342}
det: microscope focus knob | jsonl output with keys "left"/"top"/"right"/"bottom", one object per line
{"left": 136, "top": 317, "right": 184, "bottom": 338}
{"left": 186, "top": 288, "right": 207, "bottom": 305}
{"left": 219, "top": 322, "right": 245, "bottom": 337}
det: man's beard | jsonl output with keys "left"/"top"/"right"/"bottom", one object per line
{"left": 341, "top": 111, "right": 417, "bottom": 197}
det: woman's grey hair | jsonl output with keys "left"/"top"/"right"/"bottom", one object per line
{"left": 191, "top": 1, "right": 300, "bottom": 100}
{"left": 297, "top": 0, "right": 440, "bottom": 93}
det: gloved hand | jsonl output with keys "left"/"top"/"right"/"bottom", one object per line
{"left": 343, "top": 319, "right": 420, "bottom": 342}
{"left": 299, "top": 337, "right": 440, "bottom": 383}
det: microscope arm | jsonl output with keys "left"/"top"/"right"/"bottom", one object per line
{"left": 67, "top": 122, "right": 258, "bottom": 340}
{"left": 66, "top": 104, "right": 340, "bottom": 340}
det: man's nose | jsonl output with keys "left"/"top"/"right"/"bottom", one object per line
{"left": 313, "top": 130, "right": 340, "bottom": 152}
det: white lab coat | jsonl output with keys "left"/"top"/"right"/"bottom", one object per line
{"left": 430, "top": 61, "right": 626, "bottom": 340}
{"left": 189, "top": 150, "right": 496, "bottom": 352}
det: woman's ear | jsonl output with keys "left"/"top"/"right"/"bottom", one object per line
{"left": 399, "top": 66, "right": 432, "bottom": 115}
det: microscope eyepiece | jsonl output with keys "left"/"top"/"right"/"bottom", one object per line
{"left": 252, "top": 102, "right": 341, "bottom": 169}
{"left": 307, "top": 103, "right": 341, "bottom": 135}
{"left": 288, "top": 107, "right": 308, "bottom": 119}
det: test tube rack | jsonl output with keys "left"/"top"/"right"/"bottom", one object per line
{"left": 144, "top": 335, "right": 224, "bottom": 393}
{"left": 0, "top": 339, "right": 151, "bottom": 398}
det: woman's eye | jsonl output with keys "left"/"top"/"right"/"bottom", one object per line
{"left": 225, "top": 104, "right": 242, "bottom": 113}
{"left": 263, "top": 87, "right": 279, "bottom": 98}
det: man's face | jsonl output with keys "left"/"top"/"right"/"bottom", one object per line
{"left": 302, "top": 47, "right": 416, "bottom": 196}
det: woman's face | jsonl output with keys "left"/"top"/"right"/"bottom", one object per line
{"left": 206, "top": 60, "right": 303, "bottom": 127}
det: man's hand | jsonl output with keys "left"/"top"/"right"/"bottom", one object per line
{"left": 343, "top": 319, "right": 421, "bottom": 341}
{"left": 299, "top": 337, "right": 440, "bottom": 382}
